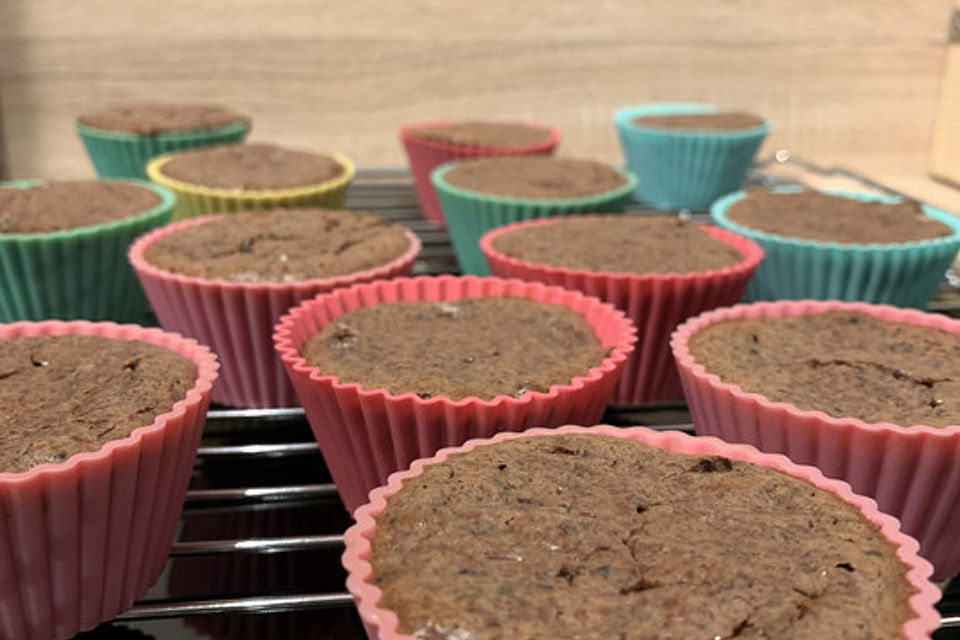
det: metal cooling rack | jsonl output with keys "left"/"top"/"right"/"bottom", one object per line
{"left": 79, "top": 157, "right": 960, "bottom": 639}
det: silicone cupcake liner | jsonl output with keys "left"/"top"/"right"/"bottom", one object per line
{"left": 399, "top": 120, "right": 561, "bottom": 226}
{"left": 146, "top": 150, "right": 356, "bottom": 221}
{"left": 614, "top": 103, "right": 770, "bottom": 211}
{"left": 129, "top": 216, "right": 422, "bottom": 408}
{"left": 672, "top": 299, "right": 960, "bottom": 580}
{"left": 711, "top": 188, "right": 960, "bottom": 308}
{"left": 481, "top": 216, "right": 764, "bottom": 404}
{"left": 0, "top": 320, "right": 218, "bottom": 640}
{"left": 274, "top": 276, "right": 637, "bottom": 512}
{"left": 344, "top": 425, "right": 940, "bottom": 640}
{"left": 77, "top": 120, "right": 251, "bottom": 181}
{"left": 432, "top": 163, "right": 638, "bottom": 275}
{"left": 0, "top": 179, "right": 176, "bottom": 323}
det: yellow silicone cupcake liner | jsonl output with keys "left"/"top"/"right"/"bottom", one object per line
{"left": 146, "top": 150, "right": 356, "bottom": 220}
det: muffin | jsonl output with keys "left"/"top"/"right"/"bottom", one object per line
{"left": 0, "top": 321, "right": 218, "bottom": 640}
{"left": 146, "top": 143, "right": 356, "bottom": 220}
{"left": 672, "top": 299, "right": 960, "bottom": 579}
{"left": 1, "top": 335, "right": 197, "bottom": 472}
{"left": 406, "top": 122, "right": 554, "bottom": 147}
{"left": 301, "top": 297, "right": 609, "bottom": 401}
{"left": 0, "top": 179, "right": 175, "bottom": 322}
{"left": 712, "top": 188, "right": 960, "bottom": 307}
{"left": 482, "top": 215, "right": 763, "bottom": 404}
{"left": 400, "top": 119, "right": 561, "bottom": 226}
{"left": 633, "top": 111, "right": 766, "bottom": 131}
{"left": 344, "top": 426, "right": 940, "bottom": 640}
{"left": 432, "top": 156, "right": 637, "bottom": 274}
{"left": 273, "top": 275, "right": 637, "bottom": 512}
{"left": 130, "top": 208, "right": 420, "bottom": 408}
{"left": 77, "top": 103, "right": 251, "bottom": 180}
{"left": 614, "top": 103, "right": 770, "bottom": 211}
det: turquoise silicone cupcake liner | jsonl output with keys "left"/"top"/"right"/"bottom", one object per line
{"left": 77, "top": 120, "right": 251, "bottom": 180}
{"left": 0, "top": 179, "right": 176, "bottom": 322}
{"left": 432, "top": 163, "right": 638, "bottom": 275}
{"left": 711, "top": 188, "right": 960, "bottom": 308}
{"left": 614, "top": 103, "right": 770, "bottom": 211}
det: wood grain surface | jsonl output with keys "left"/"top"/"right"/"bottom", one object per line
{"left": 930, "top": 0, "right": 960, "bottom": 186}
{"left": 1, "top": 0, "right": 958, "bottom": 209}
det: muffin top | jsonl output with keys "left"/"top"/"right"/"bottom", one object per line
{"left": 301, "top": 297, "right": 608, "bottom": 401}
{"left": 144, "top": 209, "right": 411, "bottom": 283}
{"left": 633, "top": 111, "right": 766, "bottom": 131}
{"left": 406, "top": 121, "right": 553, "bottom": 147}
{"left": 78, "top": 103, "right": 249, "bottom": 135}
{"left": 0, "top": 180, "right": 162, "bottom": 233}
{"left": 443, "top": 157, "right": 628, "bottom": 200}
{"left": 491, "top": 216, "right": 744, "bottom": 275}
{"left": 158, "top": 143, "right": 345, "bottom": 191}
{"left": 726, "top": 189, "right": 953, "bottom": 244}
{"left": 371, "top": 433, "right": 914, "bottom": 640}
{"left": 0, "top": 335, "right": 196, "bottom": 474}
{"left": 690, "top": 311, "right": 960, "bottom": 427}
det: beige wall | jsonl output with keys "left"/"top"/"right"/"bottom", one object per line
{"left": 0, "top": 0, "right": 954, "bottom": 204}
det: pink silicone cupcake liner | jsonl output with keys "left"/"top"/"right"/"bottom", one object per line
{"left": 399, "top": 120, "right": 561, "bottom": 226}
{"left": 0, "top": 320, "right": 218, "bottom": 640}
{"left": 343, "top": 425, "right": 941, "bottom": 640}
{"left": 481, "top": 216, "right": 764, "bottom": 405}
{"left": 672, "top": 300, "right": 960, "bottom": 580}
{"left": 274, "top": 275, "right": 637, "bottom": 512}
{"left": 129, "top": 215, "right": 422, "bottom": 408}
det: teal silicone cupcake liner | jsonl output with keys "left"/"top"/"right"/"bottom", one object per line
{"left": 432, "top": 163, "right": 638, "bottom": 275}
{"left": 711, "top": 188, "right": 960, "bottom": 308}
{"left": 614, "top": 103, "right": 770, "bottom": 211}
{"left": 0, "top": 179, "right": 176, "bottom": 322}
{"left": 77, "top": 120, "right": 251, "bottom": 180}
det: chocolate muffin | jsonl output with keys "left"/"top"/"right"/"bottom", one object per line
{"left": 301, "top": 297, "right": 609, "bottom": 400}
{"left": 727, "top": 189, "right": 952, "bottom": 244}
{"left": 0, "top": 180, "right": 162, "bottom": 233}
{"left": 405, "top": 121, "right": 553, "bottom": 148}
{"left": 143, "top": 209, "right": 411, "bottom": 283}
{"left": 491, "top": 215, "right": 744, "bottom": 275}
{"left": 78, "top": 103, "right": 249, "bottom": 136}
{"left": 157, "top": 143, "right": 345, "bottom": 191}
{"left": 0, "top": 334, "right": 197, "bottom": 473}
{"left": 370, "top": 433, "right": 915, "bottom": 639}
{"left": 443, "top": 157, "right": 628, "bottom": 200}
{"left": 633, "top": 111, "right": 765, "bottom": 131}
{"left": 690, "top": 311, "right": 960, "bottom": 427}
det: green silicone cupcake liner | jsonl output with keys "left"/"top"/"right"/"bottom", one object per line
{"left": 614, "top": 103, "right": 770, "bottom": 211}
{"left": 711, "top": 188, "right": 960, "bottom": 308}
{"left": 0, "top": 179, "right": 176, "bottom": 322}
{"left": 432, "top": 163, "right": 638, "bottom": 275}
{"left": 77, "top": 120, "right": 251, "bottom": 180}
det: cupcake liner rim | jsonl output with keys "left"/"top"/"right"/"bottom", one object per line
{"left": 273, "top": 275, "right": 638, "bottom": 410}
{"left": 398, "top": 119, "right": 562, "bottom": 154}
{"left": 146, "top": 149, "right": 357, "bottom": 201}
{"left": 128, "top": 215, "right": 423, "bottom": 294}
{"left": 0, "top": 178, "right": 177, "bottom": 241}
{"left": 479, "top": 214, "right": 765, "bottom": 283}
{"left": 75, "top": 119, "right": 251, "bottom": 143}
{"left": 614, "top": 103, "right": 772, "bottom": 139}
{"left": 0, "top": 320, "right": 219, "bottom": 483}
{"left": 671, "top": 299, "right": 960, "bottom": 438}
{"left": 344, "top": 424, "right": 940, "bottom": 640}
{"left": 431, "top": 161, "right": 638, "bottom": 208}
{"left": 712, "top": 188, "right": 960, "bottom": 252}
